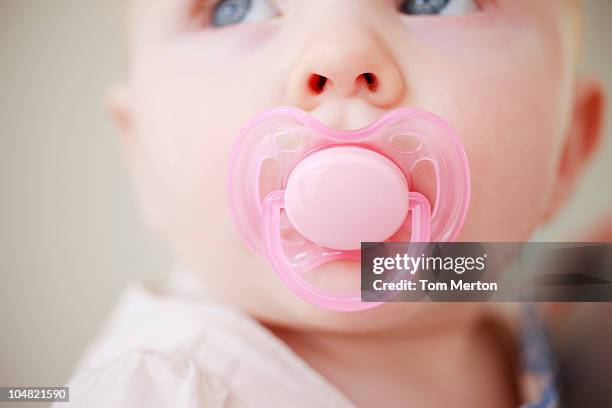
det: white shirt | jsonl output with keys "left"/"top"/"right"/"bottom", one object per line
{"left": 56, "top": 270, "right": 354, "bottom": 408}
{"left": 56, "top": 270, "right": 558, "bottom": 407}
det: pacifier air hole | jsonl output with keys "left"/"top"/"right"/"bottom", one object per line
{"left": 273, "top": 129, "right": 304, "bottom": 152}
{"left": 258, "top": 158, "right": 283, "bottom": 206}
{"left": 411, "top": 159, "right": 438, "bottom": 216}
{"left": 389, "top": 133, "right": 423, "bottom": 154}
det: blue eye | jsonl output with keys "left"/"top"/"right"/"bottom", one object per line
{"left": 399, "top": 0, "right": 477, "bottom": 16}
{"left": 211, "top": 0, "right": 278, "bottom": 28}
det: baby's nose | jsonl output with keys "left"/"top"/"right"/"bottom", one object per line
{"left": 286, "top": 27, "right": 405, "bottom": 111}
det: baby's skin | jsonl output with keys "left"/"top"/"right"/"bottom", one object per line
{"left": 109, "top": 0, "right": 604, "bottom": 405}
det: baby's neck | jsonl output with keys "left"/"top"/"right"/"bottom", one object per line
{"left": 265, "top": 307, "right": 520, "bottom": 407}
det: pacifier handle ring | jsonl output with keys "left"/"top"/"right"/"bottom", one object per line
{"left": 261, "top": 190, "right": 432, "bottom": 312}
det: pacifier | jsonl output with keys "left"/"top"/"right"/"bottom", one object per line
{"left": 227, "top": 107, "right": 470, "bottom": 311}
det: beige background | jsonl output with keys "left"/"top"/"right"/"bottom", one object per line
{"left": 1, "top": 0, "right": 611, "bottom": 393}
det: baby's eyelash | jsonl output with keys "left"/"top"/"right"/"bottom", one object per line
{"left": 189, "top": 0, "right": 499, "bottom": 27}
{"left": 394, "top": 0, "right": 497, "bottom": 11}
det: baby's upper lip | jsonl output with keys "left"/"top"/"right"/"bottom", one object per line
{"left": 308, "top": 101, "right": 389, "bottom": 131}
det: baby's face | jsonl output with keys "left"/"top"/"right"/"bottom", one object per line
{"left": 118, "top": 0, "right": 591, "bottom": 329}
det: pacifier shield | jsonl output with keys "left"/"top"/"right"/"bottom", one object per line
{"left": 227, "top": 107, "right": 471, "bottom": 311}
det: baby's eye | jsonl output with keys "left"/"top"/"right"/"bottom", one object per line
{"left": 399, "top": 0, "right": 477, "bottom": 16}
{"left": 211, "top": 0, "right": 278, "bottom": 28}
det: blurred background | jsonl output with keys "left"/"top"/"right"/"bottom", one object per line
{"left": 0, "top": 0, "right": 611, "bottom": 396}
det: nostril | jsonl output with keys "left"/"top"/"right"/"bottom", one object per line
{"left": 308, "top": 74, "right": 328, "bottom": 94}
{"left": 359, "top": 72, "right": 379, "bottom": 92}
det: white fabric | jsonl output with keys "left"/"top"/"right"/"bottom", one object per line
{"left": 55, "top": 270, "right": 354, "bottom": 408}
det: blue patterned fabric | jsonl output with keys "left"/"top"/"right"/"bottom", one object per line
{"left": 519, "top": 305, "right": 560, "bottom": 408}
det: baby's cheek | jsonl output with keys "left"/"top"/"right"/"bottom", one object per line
{"left": 426, "top": 54, "right": 568, "bottom": 240}
{"left": 130, "top": 59, "right": 234, "bottom": 216}
{"left": 128, "top": 50, "right": 292, "bottom": 292}
{"left": 455, "top": 73, "right": 568, "bottom": 240}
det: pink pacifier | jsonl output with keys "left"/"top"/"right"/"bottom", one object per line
{"left": 227, "top": 107, "right": 470, "bottom": 311}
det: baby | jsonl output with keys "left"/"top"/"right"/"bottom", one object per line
{"left": 59, "top": 0, "right": 605, "bottom": 407}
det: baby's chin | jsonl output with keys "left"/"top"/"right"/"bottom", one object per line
{"left": 244, "top": 260, "right": 486, "bottom": 335}
{"left": 255, "top": 296, "right": 488, "bottom": 336}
